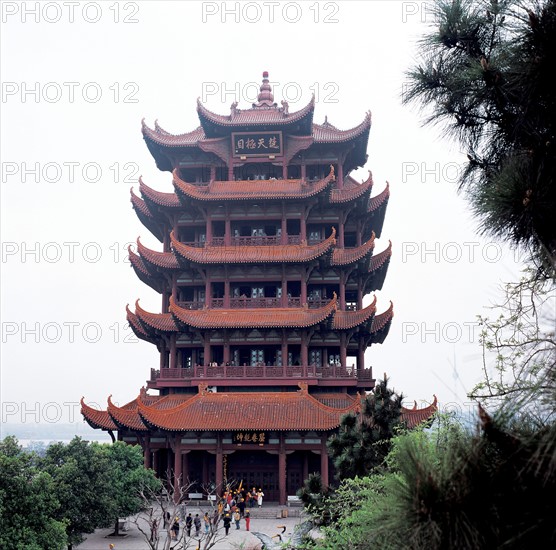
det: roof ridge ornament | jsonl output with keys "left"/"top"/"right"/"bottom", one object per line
{"left": 252, "top": 70, "right": 277, "bottom": 109}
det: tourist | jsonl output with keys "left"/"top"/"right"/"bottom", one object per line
{"left": 194, "top": 513, "right": 201, "bottom": 536}
{"left": 234, "top": 509, "right": 241, "bottom": 529}
{"left": 257, "top": 488, "right": 265, "bottom": 508}
{"left": 238, "top": 497, "right": 246, "bottom": 517}
{"left": 204, "top": 512, "right": 210, "bottom": 533}
{"left": 171, "top": 516, "right": 180, "bottom": 540}
{"left": 150, "top": 518, "right": 158, "bottom": 542}
{"left": 185, "top": 513, "right": 193, "bottom": 536}
{"left": 223, "top": 513, "right": 232, "bottom": 536}
{"left": 245, "top": 509, "right": 251, "bottom": 531}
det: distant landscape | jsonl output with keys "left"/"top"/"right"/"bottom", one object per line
{"left": 1, "top": 422, "right": 113, "bottom": 446}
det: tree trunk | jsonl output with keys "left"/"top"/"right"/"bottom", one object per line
{"left": 114, "top": 518, "right": 120, "bottom": 536}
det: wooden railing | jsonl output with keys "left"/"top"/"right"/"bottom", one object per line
{"left": 150, "top": 365, "right": 373, "bottom": 381}
{"left": 176, "top": 298, "right": 329, "bottom": 309}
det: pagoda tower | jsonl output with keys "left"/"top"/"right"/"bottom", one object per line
{"left": 81, "top": 72, "right": 437, "bottom": 504}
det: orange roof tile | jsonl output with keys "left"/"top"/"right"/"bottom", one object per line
{"left": 138, "top": 388, "right": 351, "bottom": 432}
{"left": 126, "top": 303, "right": 150, "bottom": 339}
{"left": 80, "top": 398, "right": 117, "bottom": 431}
{"left": 170, "top": 228, "right": 336, "bottom": 264}
{"left": 169, "top": 295, "right": 337, "bottom": 329}
{"left": 137, "top": 238, "right": 180, "bottom": 270}
{"left": 371, "top": 302, "right": 394, "bottom": 332}
{"left": 142, "top": 119, "right": 206, "bottom": 146}
{"left": 329, "top": 172, "right": 373, "bottom": 203}
{"left": 128, "top": 247, "right": 151, "bottom": 277}
{"left": 130, "top": 187, "right": 154, "bottom": 217}
{"left": 401, "top": 396, "right": 438, "bottom": 428}
{"left": 82, "top": 391, "right": 437, "bottom": 434}
{"left": 197, "top": 95, "right": 315, "bottom": 127}
{"left": 333, "top": 297, "right": 377, "bottom": 330}
{"left": 369, "top": 242, "right": 392, "bottom": 272}
{"left": 139, "top": 176, "right": 182, "bottom": 208}
{"left": 107, "top": 395, "right": 148, "bottom": 432}
{"left": 312, "top": 112, "right": 372, "bottom": 143}
{"left": 332, "top": 233, "right": 376, "bottom": 266}
{"left": 369, "top": 182, "right": 390, "bottom": 212}
{"left": 173, "top": 167, "right": 334, "bottom": 201}
{"left": 135, "top": 300, "right": 179, "bottom": 332}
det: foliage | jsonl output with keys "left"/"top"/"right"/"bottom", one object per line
{"left": 100, "top": 442, "right": 160, "bottom": 535}
{"left": 470, "top": 268, "right": 556, "bottom": 415}
{"left": 40, "top": 437, "right": 118, "bottom": 548}
{"left": 310, "top": 410, "right": 556, "bottom": 549}
{"left": 296, "top": 473, "right": 332, "bottom": 526}
{"left": 403, "top": 0, "right": 556, "bottom": 276}
{"left": 327, "top": 377, "right": 406, "bottom": 479}
{"left": 0, "top": 436, "right": 67, "bottom": 550}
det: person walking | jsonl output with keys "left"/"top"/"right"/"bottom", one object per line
{"left": 234, "top": 509, "right": 241, "bottom": 530}
{"left": 194, "top": 514, "right": 201, "bottom": 536}
{"left": 223, "top": 513, "right": 232, "bottom": 536}
{"left": 185, "top": 513, "right": 193, "bottom": 537}
{"left": 203, "top": 512, "right": 210, "bottom": 534}
{"left": 171, "top": 516, "right": 180, "bottom": 540}
{"left": 257, "top": 488, "right": 265, "bottom": 508}
{"left": 245, "top": 509, "right": 251, "bottom": 531}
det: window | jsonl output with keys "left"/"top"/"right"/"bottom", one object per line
{"left": 251, "top": 349, "right": 264, "bottom": 365}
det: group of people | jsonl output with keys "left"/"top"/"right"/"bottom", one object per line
{"left": 144, "top": 486, "right": 265, "bottom": 541}
{"left": 218, "top": 486, "right": 264, "bottom": 535}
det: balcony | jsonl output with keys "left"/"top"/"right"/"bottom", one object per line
{"left": 148, "top": 364, "right": 374, "bottom": 389}
{"left": 176, "top": 298, "right": 331, "bottom": 310}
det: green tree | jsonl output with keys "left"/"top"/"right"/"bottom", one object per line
{"left": 312, "top": 410, "right": 556, "bottom": 549}
{"left": 101, "top": 442, "right": 159, "bottom": 536}
{"left": 327, "top": 377, "right": 405, "bottom": 480}
{"left": 40, "top": 437, "right": 116, "bottom": 549}
{"left": 0, "top": 436, "right": 67, "bottom": 550}
{"left": 403, "top": 0, "right": 556, "bottom": 275}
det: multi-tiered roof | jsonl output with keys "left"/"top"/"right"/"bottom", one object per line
{"left": 81, "top": 72, "right": 436, "bottom": 500}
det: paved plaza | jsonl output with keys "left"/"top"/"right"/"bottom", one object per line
{"left": 77, "top": 505, "right": 314, "bottom": 550}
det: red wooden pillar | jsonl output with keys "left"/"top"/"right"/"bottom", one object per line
{"left": 182, "top": 451, "right": 189, "bottom": 489}
{"left": 358, "top": 339, "right": 365, "bottom": 371}
{"left": 301, "top": 331, "right": 308, "bottom": 368}
{"left": 337, "top": 161, "right": 343, "bottom": 189}
{"left": 301, "top": 162, "right": 306, "bottom": 180}
{"left": 143, "top": 442, "right": 151, "bottom": 469}
{"left": 281, "top": 213, "right": 287, "bottom": 245}
{"left": 204, "top": 338, "right": 210, "bottom": 366}
{"left": 340, "top": 334, "right": 347, "bottom": 369}
{"left": 225, "top": 217, "right": 231, "bottom": 246}
{"left": 224, "top": 279, "right": 230, "bottom": 308}
{"left": 279, "top": 437, "right": 287, "bottom": 505}
{"left": 320, "top": 439, "right": 329, "bottom": 489}
{"left": 281, "top": 332, "right": 288, "bottom": 371}
{"left": 170, "top": 334, "right": 177, "bottom": 369}
{"left": 301, "top": 268, "right": 307, "bottom": 305}
{"left": 173, "top": 445, "right": 182, "bottom": 503}
{"left": 216, "top": 437, "right": 223, "bottom": 495}
{"left": 206, "top": 212, "right": 212, "bottom": 244}
{"left": 210, "top": 165, "right": 216, "bottom": 181}
{"left": 152, "top": 450, "right": 159, "bottom": 475}
{"left": 303, "top": 452, "right": 309, "bottom": 482}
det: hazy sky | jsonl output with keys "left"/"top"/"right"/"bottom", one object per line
{"left": 1, "top": 1, "right": 525, "bottom": 435}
